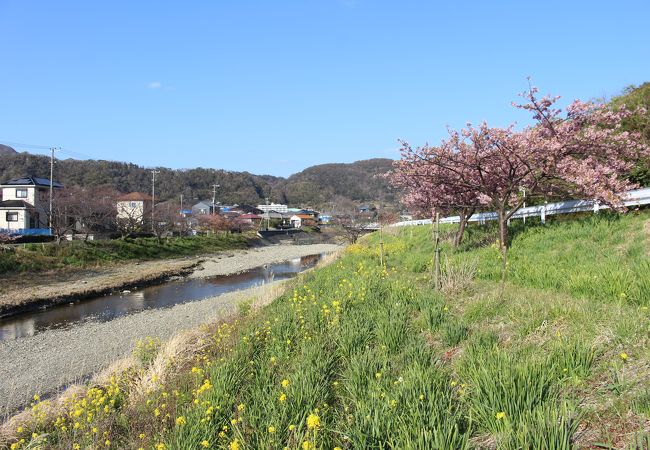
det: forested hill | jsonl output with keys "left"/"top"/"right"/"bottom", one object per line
{"left": 277, "top": 158, "right": 395, "bottom": 207}
{"left": 0, "top": 151, "right": 395, "bottom": 208}
{"left": 610, "top": 82, "right": 650, "bottom": 186}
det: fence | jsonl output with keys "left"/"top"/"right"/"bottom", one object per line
{"left": 391, "top": 187, "right": 650, "bottom": 227}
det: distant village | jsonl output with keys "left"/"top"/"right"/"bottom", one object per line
{"left": 0, "top": 175, "right": 389, "bottom": 242}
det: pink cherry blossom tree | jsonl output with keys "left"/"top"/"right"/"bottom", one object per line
{"left": 390, "top": 140, "right": 484, "bottom": 247}
{"left": 391, "top": 84, "right": 650, "bottom": 286}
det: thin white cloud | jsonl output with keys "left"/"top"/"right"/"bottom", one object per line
{"left": 147, "top": 81, "right": 163, "bottom": 89}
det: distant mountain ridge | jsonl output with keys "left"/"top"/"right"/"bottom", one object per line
{"left": 0, "top": 150, "right": 395, "bottom": 208}
{"left": 0, "top": 144, "right": 17, "bottom": 156}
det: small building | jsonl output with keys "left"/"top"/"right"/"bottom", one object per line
{"left": 260, "top": 210, "right": 284, "bottom": 220}
{"left": 0, "top": 176, "right": 63, "bottom": 233}
{"left": 257, "top": 203, "right": 288, "bottom": 213}
{"left": 191, "top": 200, "right": 215, "bottom": 215}
{"left": 298, "top": 209, "right": 319, "bottom": 219}
{"left": 238, "top": 213, "right": 262, "bottom": 225}
{"left": 290, "top": 213, "right": 315, "bottom": 228}
{"left": 117, "top": 192, "right": 152, "bottom": 224}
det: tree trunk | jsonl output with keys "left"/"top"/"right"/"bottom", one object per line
{"left": 454, "top": 207, "right": 475, "bottom": 247}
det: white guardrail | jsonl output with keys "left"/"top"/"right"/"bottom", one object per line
{"left": 391, "top": 187, "right": 650, "bottom": 227}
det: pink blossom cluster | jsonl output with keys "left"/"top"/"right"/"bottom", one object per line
{"left": 390, "top": 87, "right": 650, "bottom": 224}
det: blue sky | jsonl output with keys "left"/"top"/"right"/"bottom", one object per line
{"left": 1, "top": 1, "right": 648, "bottom": 177}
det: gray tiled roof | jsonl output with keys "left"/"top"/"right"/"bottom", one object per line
{"left": 2, "top": 176, "right": 64, "bottom": 188}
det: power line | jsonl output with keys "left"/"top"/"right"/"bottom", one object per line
{"left": 1, "top": 139, "right": 97, "bottom": 160}
{"left": 0, "top": 140, "right": 52, "bottom": 150}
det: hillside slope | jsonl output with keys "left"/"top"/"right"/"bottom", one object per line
{"left": 610, "top": 82, "right": 650, "bottom": 186}
{"left": 5, "top": 210, "right": 649, "bottom": 448}
{"left": 0, "top": 151, "right": 394, "bottom": 208}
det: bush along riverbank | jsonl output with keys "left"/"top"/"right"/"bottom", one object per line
{"left": 0, "top": 234, "right": 254, "bottom": 275}
{"left": 2, "top": 210, "right": 650, "bottom": 449}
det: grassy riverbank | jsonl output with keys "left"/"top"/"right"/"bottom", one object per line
{"left": 2, "top": 211, "right": 649, "bottom": 449}
{"left": 0, "top": 234, "right": 253, "bottom": 275}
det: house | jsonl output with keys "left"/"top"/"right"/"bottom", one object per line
{"left": 257, "top": 203, "right": 288, "bottom": 213}
{"left": 116, "top": 192, "right": 152, "bottom": 224}
{"left": 232, "top": 204, "right": 263, "bottom": 215}
{"left": 290, "top": 213, "right": 315, "bottom": 228}
{"left": 0, "top": 176, "right": 63, "bottom": 233}
{"left": 297, "top": 209, "right": 319, "bottom": 219}
{"left": 260, "top": 211, "right": 285, "bottom": 220}
{"left": 191, "top": 200, "right": 216, "bottom": 215}
{"left": 238, "top": 213, "right": 262, "bottom": 225}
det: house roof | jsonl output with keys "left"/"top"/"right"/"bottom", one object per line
{"left": 261, "top": 211, "right": 284, "bottom": 219}
{"left": 2, "top": 176, "right": 63, "bottom": 188}
{"left": 0, "top": 200, "right": 32, "bottom": 209}
{"left": 118, "top": 192, "right": 153, "bottom": 201}
{"left": 234, "top": 204, "right": 263, "bottom": 214}
{"left": 293, "top": 214, "right": 313, "bottom": 219}
{"left": 239, "top": 213, "right": 262, "bottom": 219}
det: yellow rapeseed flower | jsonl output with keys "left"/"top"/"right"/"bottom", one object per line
{"left": 201, "top": 440, "right": 210, "bottom": 448}
{"left": 237, "top": 403, "right": 245, "bottom": 411}
{"left": 229, "top": 439, "right": 241, "bottom": 450}
{"left": 279, "top": 393, "right": 287, "bottom": 403}
{"left": 496, "top": 411, "right": 506, "bottom": 420}
{"left": 289, "top": 424, "right": 296, "bottom": 431}
{"left": 156, "top": 444, "right": 166, "bottom": 450}
{"left": 302, "top": 441, "right": 314, "bottom": 450}
{"left": 281, "top": 379, "right": 290, "bottom": 388}
{"left": 176, "top": 416, "right": 186, "bottom": 426}
{"left": 268, "top": 426, "right": 276, "bottom": 433}
{"left": 620, "top": 352, "right": 629, "bottom": 361}
{"left": 307, "top": 413, "right": 321, "bottom": 430}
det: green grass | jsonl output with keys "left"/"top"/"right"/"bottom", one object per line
{"left": 0, "top": 233, "right": 252, "bottom": 274}
{"left": 5, "top": 210, "right": 650, "bottom": 449}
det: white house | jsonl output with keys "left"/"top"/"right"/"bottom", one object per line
{"left": 116, "top": 192, "right": 152, "bottom": 224}
{"left": 0, "top": 176, "right": 63, "bottom": 232}
{"left": 290, "top": 214, "right": 314, "bottom": 228}
{"left": 257, "top": 203, "right": 288, "bottom": 213}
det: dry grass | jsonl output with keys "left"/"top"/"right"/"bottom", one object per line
{"left": 439, "top": 255, "right": 478, "bottom": 295}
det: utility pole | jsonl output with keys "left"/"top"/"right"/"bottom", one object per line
{"left": 211, "top": 184, "right": 220, "bottom": 215}
{"left": 265, "top": 197, "right": 270, "bottom": 230}
{"left": 48, "top": 147, "right": 60, "bottom": 232}
{"left": 151, "top": 169, "right": 160, "bottom": 231}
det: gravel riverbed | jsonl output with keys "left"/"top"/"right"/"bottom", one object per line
{"left": 0, "top": 243, "right": 340, "bottom": 417}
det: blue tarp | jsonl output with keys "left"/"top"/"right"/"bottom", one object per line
{"left": 0, "top": 228, "right": 51, "bottom": 236}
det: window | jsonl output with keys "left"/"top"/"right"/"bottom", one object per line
{"left": 16, "top": 188, "right": 28, "bottom": 198}
{"left": 6, "top": 212, "right": 19, "bottom": 222}
{"left": 130, "top": 202, "right": 137, "bottom": 208}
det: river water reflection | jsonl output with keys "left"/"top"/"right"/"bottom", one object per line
{"left": 0, "top": 254, "right": 323, "bottom": 341}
